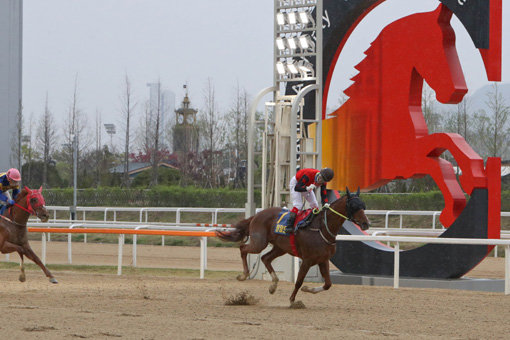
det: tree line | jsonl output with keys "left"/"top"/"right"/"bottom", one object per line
{"left": 14, "top": 78, "right": 510, "bottom": 193}
{"left": 15, "top": 75, "right": 252, "bottom": 190}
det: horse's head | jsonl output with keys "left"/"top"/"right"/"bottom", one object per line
{"left": 17, "top": 186, "right": 49, "bottom": 222}
{"left": 345, "top": 187, "right": 370, "bottom": 231}
{"left": 409, "top": 4, "right": 467, "bottom": 104}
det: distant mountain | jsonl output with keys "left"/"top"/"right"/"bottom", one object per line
{"left": 435, "top": 82, "right": 510, "bottom": 114}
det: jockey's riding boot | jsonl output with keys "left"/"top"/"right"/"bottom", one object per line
{"left": 285, "top": 212, "right": 297, "bottom": 234}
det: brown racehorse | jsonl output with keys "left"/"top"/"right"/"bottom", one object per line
{"left": 0, "top": 186, "right": 57, "bottom": 283}
{"left": 217, "top": 188, "right": 369, "bottom": 306}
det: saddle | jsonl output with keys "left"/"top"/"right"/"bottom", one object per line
{"left": 274, "top": 208, "right": 314, "bottom": 235}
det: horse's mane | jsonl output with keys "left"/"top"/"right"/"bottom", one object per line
{"left": 15, "top": 187, "right": 29, "bottom": 202}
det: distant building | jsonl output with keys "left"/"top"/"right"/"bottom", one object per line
{"left": 173, "top": 92, "right": 199, "bottom": 161}
{"left": 110, "top": 161, "right": 179, "bottom": 180}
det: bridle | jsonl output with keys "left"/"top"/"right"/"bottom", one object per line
{"left": 11, "top": 187, "right": 46, "bottom": 217}
{"left": 315, "top": 195, "right": 366, "bottom": 245}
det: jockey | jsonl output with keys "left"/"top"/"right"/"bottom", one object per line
{"left": 285, "top": 167, "right": 334, "bottom": 233}
{"left": 0, "top": 168, "right": 21, "bottom": 215}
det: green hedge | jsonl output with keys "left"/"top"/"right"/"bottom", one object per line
{"left": 43, "top": 186, "right": 261, "bottom": 208}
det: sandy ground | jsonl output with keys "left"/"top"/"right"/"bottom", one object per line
{"left": 0, "top": 241, "right": 509, "bottom": 339}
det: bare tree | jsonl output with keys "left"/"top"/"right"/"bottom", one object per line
{"left": 200, "top": 78, "right": 225, "bottom": 188}
{"left": 225, "top": 82, "right": 249, "bottom": 187}
{"left": 12, "top": 100, "right": 23, "bottom": 171}
{"left": 120, "top": 74, "right": 136, "bottom": 187}
{"left": 475, "top": 82, "right": 510, "bottom": 158}
{"left": 62, "top": 75, "right": 90, "bottom": 187}
{"left": 36, "top": 94, "right": 56, "bottom": 187}
{"left": 94, "top": 110, "right": 102, "bottom": 187}
{"left": 422, "top": 84, "right": 442, "bottom": 133}
{"left": 150, "top": 82, "right": 162, "bottom": 186}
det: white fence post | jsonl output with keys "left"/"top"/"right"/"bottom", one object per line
{"left": 118, "top": 234, "right": 124, "bottom": 275}
{"left": 41, "top": 232, "right": 47, "bottom": 264}
{"left": 394, "top": 242, "right": 400, "bottom": 289}
{"left": 505, "top": 245, "right": 509, "bottom": 295}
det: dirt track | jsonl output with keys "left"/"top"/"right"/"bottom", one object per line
{"left": 1, "top": 242, "right": 509, "bottom": 339}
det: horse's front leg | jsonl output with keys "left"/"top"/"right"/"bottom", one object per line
{"left": 19, "top": 253, "right": 26, "bottom": 282}
{"left": 22, "top": 244, "right": 58, "bottom": 284}
{"left": 301, "top": 260, "right": 332, "bottom": 294}
{"left": 290, "top": 259, "right": 312, "bottom": 306}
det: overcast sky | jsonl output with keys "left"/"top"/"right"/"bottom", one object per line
{"left": 22, "top": 0, "right": 509, "bottom": 146}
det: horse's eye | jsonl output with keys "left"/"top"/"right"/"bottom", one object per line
{"left": 30, "top": 198, "right": 37, "bottom": 204}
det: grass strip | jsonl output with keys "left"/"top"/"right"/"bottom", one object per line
{"left": 0, "top": 262, "right": 239, "bottom": 279}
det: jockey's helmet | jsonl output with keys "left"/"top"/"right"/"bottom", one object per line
{"left": 6, "top": 168, "right": 21, "bottom": 182}
{"left": 319, "top": 168, "right": 334, "bottom": 182}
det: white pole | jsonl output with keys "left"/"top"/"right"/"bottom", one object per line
{"left": 132, "top": 234, "right": 137, "bottom": 267}
{"left": 41, "top": 232, "right": 47, "bottom": 264}
{"left": 505, "top": 245, "right": 509, "bottom": 295}
{"left": 394, "top": 242, "right": 400, "bottom": 289}
{"left": 117, "top": 234, "right": 124, "bottom": 275}
{"left": 200, "top": 237, "right": 206, "bottom": 279}
{"left": 67, "top": 233, "right": 72, "bottom": 264}
{"left": 203, "top": 236, "right": 208, "bottom": 270}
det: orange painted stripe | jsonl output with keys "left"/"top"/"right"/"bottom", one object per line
{"left": 28, "top": 227, "right": 217, "bottom": 237}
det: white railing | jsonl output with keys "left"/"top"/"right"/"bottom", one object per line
{"left": 334, "top": 235, "right": 510, "bottom": 295}
{"left": 32, "top": 206, "right": 244, "bottom": 244}
{"left": 27, "top": 223, "right": 234, "bottom": 279}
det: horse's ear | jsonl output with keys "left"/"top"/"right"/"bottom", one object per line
{"left": 346, "top": 187, "right": 351, "bottom": 198}
{"left": 356, "top": 187, "right": 361, "bottom": 197}
{"left": 24, "top": 186, "right": 31, "bottom": 193}
{"left": 39, "top": 186, "right": 43, "bottom": 192}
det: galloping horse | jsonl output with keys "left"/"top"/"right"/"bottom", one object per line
{"left": 322, "top": 4, "right": 486, "bottom": 227}
{"left": 217, "top": 188, "right": 369, "bottom": 305}
{"left": 0, "top": 186, "right": 57, "bottom": 283}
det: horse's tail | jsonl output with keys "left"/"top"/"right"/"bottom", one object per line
{"left": 216, "top": 216, "right": 253, "bottom": 243}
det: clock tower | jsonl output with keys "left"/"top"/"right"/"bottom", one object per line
{"left": 173, "top": 90, "right": 199, "bottom": 158}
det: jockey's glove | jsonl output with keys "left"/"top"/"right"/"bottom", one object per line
{"left": 323, "top": 203, "right": 330, "bottom": 209}
{"left": 306, "top": 184, "right": 316, "bottom": 192}
{"left": 7, "top": 199, "right": 14, "bottom": 205}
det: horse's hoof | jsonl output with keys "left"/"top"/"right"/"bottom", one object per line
{"left": 18, "top": 275, "right": 26, "bottom": 283}
{"left": 289, "top": 300, "right": 306, "bottom": 309}
{"left": 236, "top": 274, "right": 247, "bottom": 281}
{"left": 49, "top": 277, "right": 58, "bottom": 284}
{"left": 301, "top": 285, "right": 310, "bottom": 292}
{"left": 269, "top": 284, "right": 277, "bottom": 294}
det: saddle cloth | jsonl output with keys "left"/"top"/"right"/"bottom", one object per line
{"left": 274, "top": 208, "right": 314, "bottom": 235}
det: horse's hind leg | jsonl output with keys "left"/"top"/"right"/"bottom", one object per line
{"left": 261, "top": 246, "right": 286, "bottom": 294}
{"left": 22, "top": 244, "right": 58, "bottom": 284}
{"left": 237, "top": 233, "right": 268, "bottom": 281}
{"left": 301, "top": 260, "right": 332, "bottom": 294}
{"left": 0, "top": 241, "right": 27, "bottom": 282}
{"left": 19, "top": 253, "right": 26, "bottom": 282}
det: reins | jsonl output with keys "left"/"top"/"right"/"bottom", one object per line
{"left": 310, "top": 202, "right": 350, "bottom": 245}
{"left": 5, "top": 188, "right": 45, "bottom": 224}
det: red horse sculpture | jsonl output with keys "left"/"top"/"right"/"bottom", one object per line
{"left": 323, "top": 4, "right": 486, "bottom": 227}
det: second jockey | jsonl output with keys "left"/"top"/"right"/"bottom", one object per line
{"left": 0, "top": 168, "right": 21, "bottom": 215}
{"left": 285, "top": 167, "right": 334, "bottom": 233}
